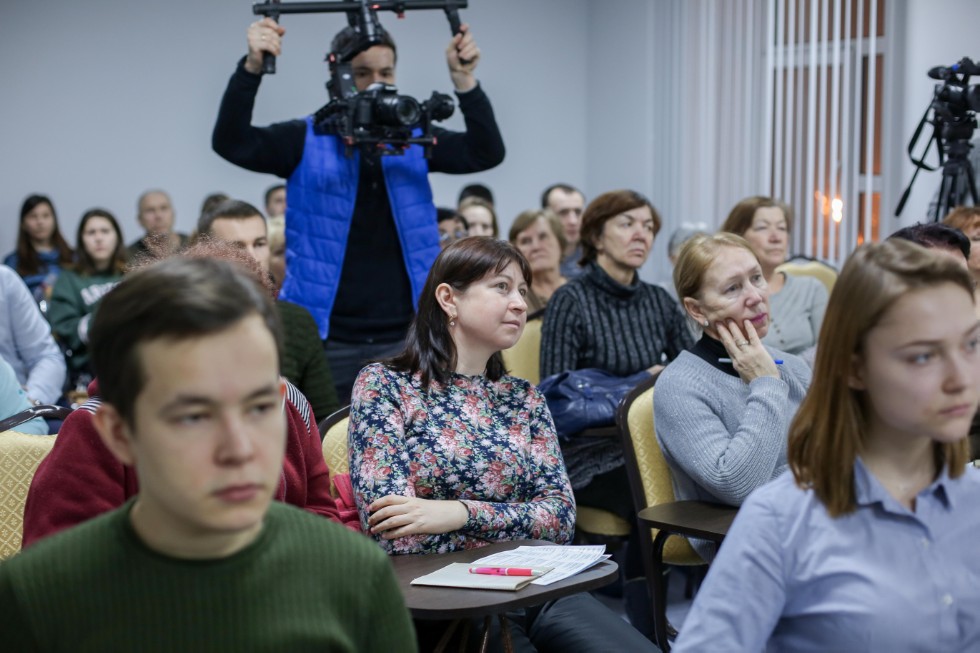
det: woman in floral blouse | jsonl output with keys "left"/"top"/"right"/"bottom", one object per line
{"left": 349, "top": 237, "right": 657, "bottom": 652}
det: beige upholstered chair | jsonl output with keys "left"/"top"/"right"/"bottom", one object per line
{"left": 501, "top": 317, "right": 543, "bottom": 385}
{"left": 618, "top": 374, "right": 737, "bottom": 652}
{"left": 319, "top": 407, "right": 351, "bottom": 499}
{"left": 0, "top": 431, "right": 57, "bottom": 560}
{"left": 777, "top": 259, "right": 838, "bottom": 294}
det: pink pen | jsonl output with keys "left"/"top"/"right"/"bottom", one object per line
{"left": 468, "top": 566, "right": 543, "bottom": 576}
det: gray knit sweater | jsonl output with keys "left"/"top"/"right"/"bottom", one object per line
{"left": 653, "top": 348, "right": 811, "bottom": 558}
{"left": 762, "top": 273, "right": 828, "bottom": 355}
{"left": 540, "top": 261, "right": 694, "bottom": 489}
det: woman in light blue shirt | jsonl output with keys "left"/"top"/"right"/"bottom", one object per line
{"left": 674, "top": 238, "right": 980, "bottom": 652}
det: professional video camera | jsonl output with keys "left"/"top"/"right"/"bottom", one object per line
{"left": 897, "top": 57, "right": 980, "bottom": 220}
{"left": 253, "top": 0, "right": 467, "bottom": 158}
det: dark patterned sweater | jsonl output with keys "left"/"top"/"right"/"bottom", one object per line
{"left": 539, "top": 261, "right": 694, "bottom": 488}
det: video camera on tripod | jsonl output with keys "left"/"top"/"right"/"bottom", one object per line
{"left": 252, "top": 0, "right": 467, "bottom": 157}
{"left": 897, "top": 57, "right": 980, "bottom": 221}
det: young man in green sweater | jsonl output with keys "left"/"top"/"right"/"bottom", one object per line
{"left": 0, "top": 257, "right": 415, "bottom": 652}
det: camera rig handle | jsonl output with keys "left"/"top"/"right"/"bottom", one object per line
{"left": 262, "top": 0, "right": 282, "bottom": 74}
{"left": 252, "top": 0, "right": 471, "bottom": 69}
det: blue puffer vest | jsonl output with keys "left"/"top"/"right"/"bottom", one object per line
{"left": 281, "top": 117, "right": 441, "bottom": 339}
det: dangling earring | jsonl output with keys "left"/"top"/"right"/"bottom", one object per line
{"left": 449, "top": 313, "right": 457, "bottom": 327}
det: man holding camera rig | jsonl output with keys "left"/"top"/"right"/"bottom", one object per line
{"left": 213, "top": 16, "right": 505, "bottom": 404}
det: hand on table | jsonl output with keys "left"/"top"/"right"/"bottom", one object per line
{"left": 368, "top": 494, "right": 468, "bottom": 540}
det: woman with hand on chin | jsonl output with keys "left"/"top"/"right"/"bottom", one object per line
{"left": 722, "top": 196, "right": 828, "bottom": 356}
{"left": 674, "top": 238, "right": 980, "bottom": 652}
{"left": 349, "top": 237, "right": 657, "bottom": 652}
{"left": 654, "top": 233, "right": 812, "bottom": 560}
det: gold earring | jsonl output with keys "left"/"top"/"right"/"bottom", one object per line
{"left": 449, "top": 314, "right": 457, "bottom": 327}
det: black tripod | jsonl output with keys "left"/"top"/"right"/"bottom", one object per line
{"left": 932, "top": 138, "right": 979, "bottom": 222}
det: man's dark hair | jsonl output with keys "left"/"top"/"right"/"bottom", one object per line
{"left": 457, "top": 183, "right": 494, "bottom": 207}
{"left": 200, "top": 193, "right": 230, "bottom": 221}
{"left": 90, "top": 257, "right": 282, "bottom": 427}
{"left": 198, "top": 199, "right": 265, "bottom": 237}
{"left": 888, "top": 222, "right": 970, "bottom": 260}
{"left": 330, "top": 25, "right": 397, "bottom": 62}
{"left": 385, "top": 238, "right": 531, "bottom": 388}
{"left": 436, "top": 206, "right": 469, "bottom": 229}
{"left": 264, "top": 184, "right": 285, "bottom": 208}
{"left": 540, "top": 183, "right": 583, "bottom": 209}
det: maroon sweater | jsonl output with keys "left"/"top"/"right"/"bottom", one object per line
{"left": 22, "top": 379, "right": 356, "bottom": 547}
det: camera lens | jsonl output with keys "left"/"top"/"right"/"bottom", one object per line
{"left": 376, "top": 95, "right": 421, "bottom": 126}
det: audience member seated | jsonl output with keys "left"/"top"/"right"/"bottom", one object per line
{"left": 890, "top": 223, "right": 980, "bottom": 461}
{"left": 508, "top": 209, "right": 567, "bottom": 314}
{"left": 197, "top": 199, "right": 340, "bottom": 421}
{"left": 542, "top": 183, "right": 587, "bottom": 279}
{"left": 3, "top": 257, "right": 413, "bottom": 651}
{"left": 721, "top": 196, "right": 828, "bottom": 356}
{"left": 264, "top": 182, "right": 286, "bottom": 218}
{"left": 47, "top": 209, "right": 127, "bottom": 388}
{"left": 540, "top": 189, "right": 692, "bottom": 518}
{"left": 943, "top": 206, "right": 980, "bottom": 313}
{"left": 127, "top": 189, "right": 189, "bottom": 260}
{"left": 22, "top": 249, "right": 350, "bottom": 548}
{"left": 4, "top": 194, "right": 74, "bottom": 306}
{"left": 673, "top": 239, "right": 980, "bottom": 652}
{"left": 436, "top": 206, "right": 469, "bottom": 249}
{"left": 458, "top": 195, "right": 498, "bottom": 237}
{"left": 655, "top": 233, "right": 812, "bottom": 560}
{"left": 348, "top": 237, "right": 656, "bottom": 652}
{"left": 267, "top": 214, "right": 286, "bottom": 286}
{"left": 0, "top": 358, "right": 46, "bottom": 434}
{"left": 0, "top": 265, "right": 66, "bottom": 406}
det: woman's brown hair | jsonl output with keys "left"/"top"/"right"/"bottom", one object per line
{"left": 788, "top": 239, "right": 973, "bottom": 516}
{"left": 15, "top": 195, "right": 74, "bottom": 276}
{"left": 578, "top": 190, "right": 662, "bottom": 264}
{"left": 721, "top": 196, "right": 794, "bottom": 236}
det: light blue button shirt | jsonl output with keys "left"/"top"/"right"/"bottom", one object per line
{"left": 674, "top": 459, "right": 980, "bottom": 652}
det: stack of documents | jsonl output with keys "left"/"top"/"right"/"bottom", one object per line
{"left": 470, "top": 545, "right": 610, "bottom": 586}
{"left": 411, "top": 545, "right": 609, "bottom": 591}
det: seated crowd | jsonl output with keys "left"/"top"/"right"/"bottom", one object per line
{"left": 3, "top": 178, "right": 979, "bottom": 652}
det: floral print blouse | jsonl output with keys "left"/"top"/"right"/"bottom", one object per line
{"left": 349, "top": 363, "right": 576, "bottom": 555}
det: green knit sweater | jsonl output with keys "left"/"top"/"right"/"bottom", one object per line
{"left": 0, "top": 500, "right": 416, "bottom": 652}
{"left": 278, "top": 300, "right": 340, "bottom": 422}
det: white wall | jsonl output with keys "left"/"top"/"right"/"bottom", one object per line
{"left": 7, "top": 1, "right": 977, "bottom": 272}
{"left": 0, "top": 0, "right": 589, "bottom": 256}
{"left": 896, "top": 0, "right": 980, "bottom": 225}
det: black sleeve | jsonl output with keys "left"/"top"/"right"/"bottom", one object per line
{"left": 211, "top": 58, "right": 308, "bottom": 179}
{"left": 428, "top": 82, "right": 506, "bottom": 174}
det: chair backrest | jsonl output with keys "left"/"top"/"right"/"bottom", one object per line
{"left": 319, "top": 406, "right": 351, "bottom": 499}
{"left": 0, "top": 432, "right": 57, "bottom": 560}
{"left": 616, "top": 375, "right": 703, "bottom": 565}
{"left": 501, "top": 316, "right": 543, "bottom": 385}
{"left": 777, "top": 259, "right": 838, "bottom": 294}
{"left": 0, "top": 405, "right": 72, "bottom": 433}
